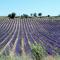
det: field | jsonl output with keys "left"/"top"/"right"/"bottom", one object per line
{"left": 0, "top": 17, "right": 60, "bottom": 60}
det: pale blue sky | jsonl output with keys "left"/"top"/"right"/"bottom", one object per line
{"left": 0, "top": 0, "right": 60, "bottom": 16}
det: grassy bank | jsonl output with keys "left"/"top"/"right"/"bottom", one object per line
{"left": 0, "top": 44, "right": 60, "bottom": 60}
{"left": 0, "top": 54, "right": 60, "bottom": 60}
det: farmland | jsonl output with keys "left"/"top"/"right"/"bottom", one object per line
{"left": 0, "top": 17, "right": 60, "bottom": 59}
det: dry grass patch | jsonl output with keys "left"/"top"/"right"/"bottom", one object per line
{"left": 42, "top": 55, "right": 60, "bottom": 60}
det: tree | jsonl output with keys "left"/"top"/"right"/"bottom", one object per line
{"left": 23, "top": 14, "right": 29, "bottom": 18}
{"left": 38, "top": 13, "right": 42, "bottom": 17}
{"left": 21, "top": 15, "right": 23, "bottom": 18}
{"left": 47, "top": 15, "right": 50, "bottom": 17}
{"left": 33, "top": 13, "right": 37, "bottom": 17}
{"left": 8, "top": 14, "right": 11, "bottom": 18}
{"left": 30, "top": 13, "right": 33, "bottom": 17}
{"left": 11, "top": 12, "right": 16, "bottom": 19}
{"left": 58, "top": 14, "right": 60, "bottom": 17}
{"left": 8, "top": 12, "right": 16, "bottom": 19}
{"left": 21, "top": 14, "right": 29, "bottom": 18}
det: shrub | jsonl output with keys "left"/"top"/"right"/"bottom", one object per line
{"left": 31, "top": 44, "right": 46, "bottom": 60}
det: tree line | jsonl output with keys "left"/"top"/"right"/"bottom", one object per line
{"left": 8, "top": 12, "right": 50, "bottom": 19}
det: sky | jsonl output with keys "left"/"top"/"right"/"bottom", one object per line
{"left": 0, "top": 0, "right": 60, "bottom": 16}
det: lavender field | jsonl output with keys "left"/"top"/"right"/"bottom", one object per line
{"left": 0, "top": 17, "right": 60, "bottom": 57}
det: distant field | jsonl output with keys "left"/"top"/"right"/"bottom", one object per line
{"left": 0, "top": 17, "right": 60, "bottom": 59}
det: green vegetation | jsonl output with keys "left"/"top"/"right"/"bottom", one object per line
{"left": 8, "top": 14, "right": 11, "bottom": 18}
{"left": 31, "top": 44, "right": 46, "bottom": 60}
{"left": 20, "top": 14, "right": 29, "bottom": 18}
{"left": 8, "top": 12, "right": 16, "bottom": 19}
{"left": 38, "top": 13, "right": 42, "bottom": 17}
{"left": 30, "top": 13, "right": 33, "bottom": 17}
{"left": 7, "top": 12, "right": 60, "bottom": 18}
{"left": 0, "top": 53, "right": 32, "bottom": 60}
{"left": 0, "top": 43, "right": 60, "bottom": 60}
{"left": 47, "top": 15, "right": 50, "bottom": 17}
{"left": 33, "top": 13, "right": 37, "bottom": 17}
{"left": 0, "top": 54, "right": 60, "bottom": 60}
